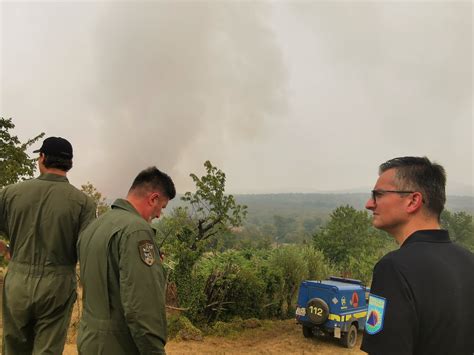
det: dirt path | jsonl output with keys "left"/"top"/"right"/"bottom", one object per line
{"left": 64, "top": 320, "right": 365, "bottom": 354}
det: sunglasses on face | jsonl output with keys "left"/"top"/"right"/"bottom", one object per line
{"left": 371, "top": 189, "right": 415, "bottom": 202}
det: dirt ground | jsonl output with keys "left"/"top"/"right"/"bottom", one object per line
{"left": 63, "top": 319, "right": 365, "bottom": 355}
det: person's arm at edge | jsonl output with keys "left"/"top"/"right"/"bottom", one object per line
{"left": 79, "top": 196, "right": 97, "bottom": 234}
{"left": 0, "top": 188, "right": 10, "bottom": 260}
{"left": 361, "top": 256, "right": 417, "bottom": 355}
{"left": 119, "top": 230, "right": 167, "bottom": 354}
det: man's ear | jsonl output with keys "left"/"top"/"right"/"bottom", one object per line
{"left": 37, "top": 153, "right": 45, "bottom": 169}
{"left": 406, "top": 192, "right": 424, "bottom": 214}
{"left": 148, "top": 192, "right": 160, "bottom": 205}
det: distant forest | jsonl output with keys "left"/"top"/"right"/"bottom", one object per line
{"left": 163, "top": 192, "right": 473, "bottom": 247}
{"left": 167, "top": 192, "right": 474, "bottom": 222}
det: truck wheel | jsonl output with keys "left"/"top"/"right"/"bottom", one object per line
{"left": 341, "top": 324, "right": 357, "bottom": 348}
{"left": 302, "top": 325, "right": 313, "bottom": 338}
{"left": 306, "top": 298, "right": 329, "bottom": 324}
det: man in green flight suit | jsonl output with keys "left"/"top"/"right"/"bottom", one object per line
{"left": 0, "top": 136, "right": 96, "bottom": 354}
{"left": 77, "top": 166, "right": 176, "bottom": 355}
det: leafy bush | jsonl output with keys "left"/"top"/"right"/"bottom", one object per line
{"left": 302, "top": 246, "right": 336, "bottom": 281}
{"left": 167, "top": 315, "right": 203, "bottom": 341}
{"left": 165, "top": 245, "right": 338, "bottom": 324}
{"left": 194, "top": 250, "right": 266, "bottom": 323}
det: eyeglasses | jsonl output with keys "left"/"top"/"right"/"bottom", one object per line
{"left": 371, "top": 189, "right": 415, "bottom": 202}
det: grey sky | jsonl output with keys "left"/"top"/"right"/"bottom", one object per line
{"left": 1, "top": 1, "right": 472, "bottom": 198}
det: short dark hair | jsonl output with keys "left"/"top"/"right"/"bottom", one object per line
{"left": 43, "top": 154, "right": 73, "bottom": 172}
{"left": 379, "top": 156, "right": 446, "bottom": 218}
{"left": 129, "top": 167, "right": 176, "bottom": 200}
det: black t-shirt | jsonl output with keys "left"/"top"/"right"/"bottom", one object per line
{"left": 361, "top": 229, "right": 474, "bottom": 355}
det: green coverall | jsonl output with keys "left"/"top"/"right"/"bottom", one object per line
{"left": 77, "top": 198, "right": 167, "bottom": 355}
{"left": 0, "top": 173, "right": 96, "bottom": 354}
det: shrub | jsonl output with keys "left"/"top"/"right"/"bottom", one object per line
{"left": 167, "top": 315, "right": 203, "bottom": 341}
{"left": 167, "top": 246, "right": 337, "bottom": 324}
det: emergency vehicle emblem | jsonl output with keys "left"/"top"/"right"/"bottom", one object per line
{"left": 138, "top": 240, "right": 155, "bottom": 266}
{"left": 365, "top": 294, "right": 386, "bottom": 335}
{"left": 351, "top": 291, "right": 359, "bottom": 308}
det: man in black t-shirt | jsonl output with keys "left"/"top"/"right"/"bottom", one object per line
{"left": 361, "top": 156, "right": 474, "bottom": 355}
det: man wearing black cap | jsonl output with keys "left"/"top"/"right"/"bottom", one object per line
{"left": 0, "top": 136, "right": 96, "bottom": 354}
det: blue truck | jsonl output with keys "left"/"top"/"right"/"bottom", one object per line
{"left": 295, "top": 276, "right": 369, "bottom": 348}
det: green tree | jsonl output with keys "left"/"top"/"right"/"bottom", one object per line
{"left": 441, "top": 210, "right": 473, "bottom": 251}
{"left": 156, "top": 161, "right": 247, "bottom": 318}
{"left": 159, "top": 161, "right": 247, "bottom": 253}
{"left": 181, "top": 160, "right": 247, "bottom": 249}
{"left": 302, "top": 216, "right": 323, "bottom": 235}
{"left": 80, "top": 182, "right": 110, "bottom": 217}
{"left": 0, "top": 117, "right": 44, "bottom": 188}
{"left": 273, "top": 215, "right": 296, "bottom": 243}
{"left": 313, "top": 205, "right": 393, "bottom": 283}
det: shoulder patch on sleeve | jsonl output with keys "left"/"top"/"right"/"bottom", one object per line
{"left": 138, "top": 240, "right": 155, "bottom": 266}
{"left": 365, "top": 294, "right": 386, "bottom": 335}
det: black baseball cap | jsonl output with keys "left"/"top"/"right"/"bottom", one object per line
{"left": 33, "top": 137, "right": 73, "bottom": 159}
